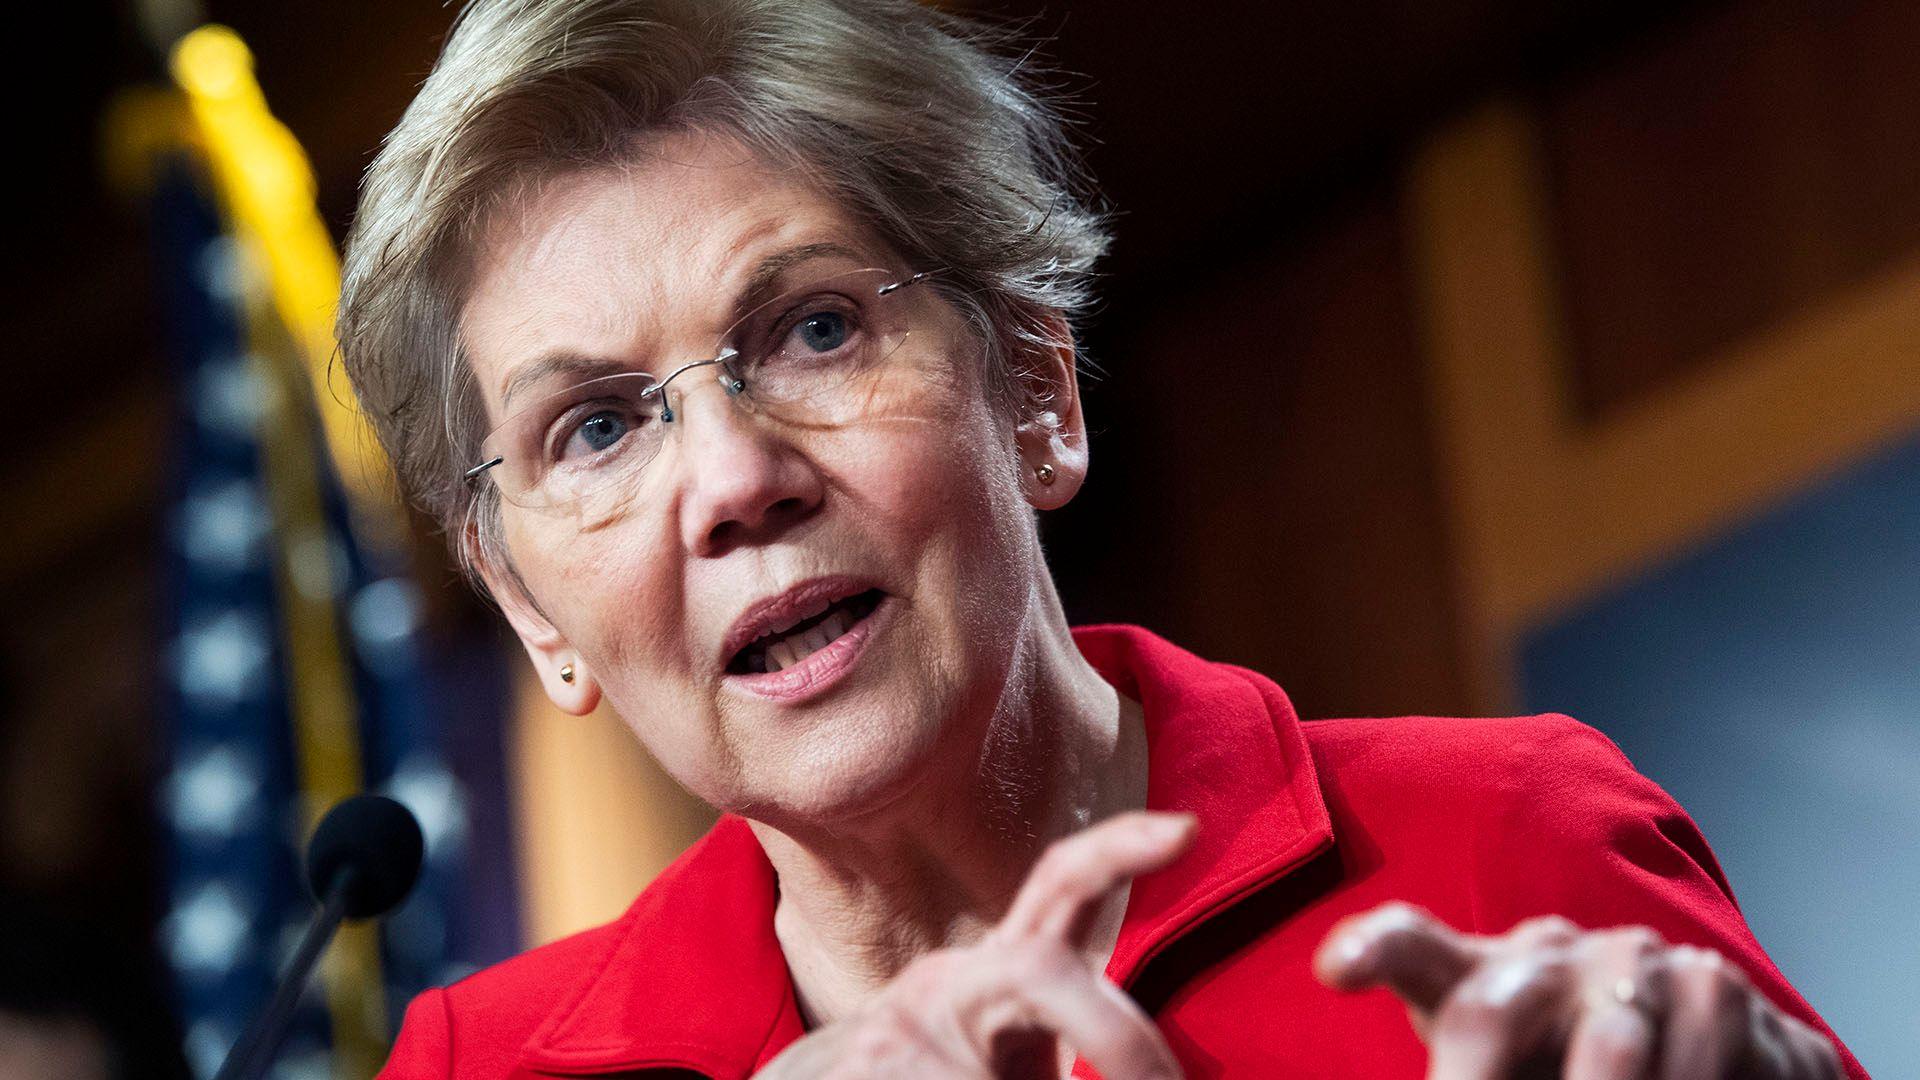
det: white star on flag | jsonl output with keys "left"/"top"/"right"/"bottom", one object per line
{"left": 175, "top": 610, "right": 272, "bottom": 706}
{"left": 168, "top": 743, "right": 263, "bottom": 838}
{"left": 176, "top": 479, "right": 272, "bottom": 573}
{"left": 165, "top": 880, "right": 253, "bottom": 978}
{"left": 387, "top": 757, "right": 468, "bottom": 856}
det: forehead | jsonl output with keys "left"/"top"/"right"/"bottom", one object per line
{"left": 459, "top": 131, "right": 878, "bottom": 403}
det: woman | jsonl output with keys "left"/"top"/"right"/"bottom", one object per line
{"left": 339, "top": 1, "right": 1862, "bottom": 1076}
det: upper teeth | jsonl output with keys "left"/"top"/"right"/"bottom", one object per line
{"left": 763, "top": 607, "right": 854, "bottom": 673}
{"left": 765, "top": 596, "right": 834, "bottom": 641}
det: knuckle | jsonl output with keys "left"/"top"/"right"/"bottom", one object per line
{"left": 1435, "top": 984, "right": 1512, "bottom": 1035}
{"left": 1571, "top": 924, "right": 1662, "bottom": 964}
{"left": 1670, "top": 942, "right": 1723, "bottom": 976}
{"left": 1704, "top": 953, "right": 1753, "bottom": 1000}
{"left": 1364, "top": 901, "right": 1431, "bottom": 946}
{"left": 1532, "top": 946, "right": 1577, "bottom": 980}
{"left": 1513, "top": 913, "right": 1579, "bottom": 946}
{"left": 1614, "top": 924, "right": 1666, "bottom": 955}
{"left": 1668, "top": 947, "right": 1721, "bottom": 996}
{"left": 1666, "top": 942, "right": 1711, "bottom": 970}
{"left": 1371, "top": 900, "right": 1425, "bottom": 929}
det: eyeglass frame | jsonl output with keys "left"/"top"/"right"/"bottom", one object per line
{"left": 460, "top": 267, "right": 940, "bottom": 497}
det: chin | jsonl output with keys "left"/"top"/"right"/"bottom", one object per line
{"left": 732, "top": 688, "right": 958, "bottom": 830}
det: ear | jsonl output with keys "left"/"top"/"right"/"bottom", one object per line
{"left": 465, "top": 523, "right": 602, "bottom": 716}
{"left": 1012, "top": 313, "right": 1089, "bottom": 511}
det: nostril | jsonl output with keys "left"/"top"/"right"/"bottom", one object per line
{"left": 704, "top": 497, "right": 809, "bottom": 553}
{"left": 691, "top": 468, "right": 823, "bottom": 556}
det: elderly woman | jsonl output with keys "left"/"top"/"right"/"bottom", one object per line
{"left": 341, "top": 1, "right": 1862, "bottom": 1077}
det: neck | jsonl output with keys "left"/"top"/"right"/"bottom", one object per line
{"left": 748, "top": 586, "right": 1148, "bottom": 1028}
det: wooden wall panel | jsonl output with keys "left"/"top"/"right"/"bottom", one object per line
{"left": 1540, "top": 0, "right": 1920, "bottom": 417}
{"left": 1112, "top": 186, "right": 1472, "bottom": 722}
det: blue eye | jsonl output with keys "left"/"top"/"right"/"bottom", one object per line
{"left": 535, "top": 377, "right": 659, "bottom": 471}
{"left": 575, "top": 411, "right": 628, "bottom": 452}
{"left": 793, "top": 311, "right": 849, "bottom": 353}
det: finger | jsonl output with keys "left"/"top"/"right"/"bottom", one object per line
{"left": 1015, "top": 963, "right": 1183, "bottom": 1080}
{"left": 998, "top": 811, "right": 1197, "bottom": 948}
{"left": 1743, "top": 991, "right": 1847, "bottom": 1080}
{"left": 1423, "top": 951, "right": 1576, "bottom": 1079}
{"left": 1564, "top": 927, "right": 1666, "bottom": 1080}
{"left": 1505, "top": 913, "right": 1581, "bottom": 951}
{"left": 1657, "top": 946, "right": 1747, "bottom": 1080}
{"left": 1777, "top": 1017, "right": 1847, "bottom": 1080}
{"left": 1314, "top": 902, "right": 1483, "bottom": 1015}
{"left": 877, "top": 951, "right": 1006, "bottom": 1075}
{"left": 1564, "top": 1002, "right": 1656, "bottom": 1080}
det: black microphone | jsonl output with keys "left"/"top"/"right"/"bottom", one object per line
{"left": 213, "top": 794, "right": 425, "bottom": 1080}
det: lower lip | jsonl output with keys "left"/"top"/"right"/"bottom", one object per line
{"left": 725, "top": 596, "right": 893, "bottom": 704}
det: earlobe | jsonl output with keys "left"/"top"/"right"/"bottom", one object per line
{"left": 507, "top": 602, "right": 604, "bottom": 717}
{"left": 540, "top": 655, "right": 601, "bottom": 716}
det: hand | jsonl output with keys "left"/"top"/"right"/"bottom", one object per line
{"left": 757, "top": 811, "right": 1195, "bottom": 1080}
{"left": 1314, "top": 903, "right": 1844, "bottom": 1079}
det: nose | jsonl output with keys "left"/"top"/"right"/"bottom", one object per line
{"left": 667, "top": 373, "right": 824, "bottom": 557}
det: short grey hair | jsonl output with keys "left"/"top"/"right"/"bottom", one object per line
{"left": 336, "top": 0, "right": 1110, "bottom": 587}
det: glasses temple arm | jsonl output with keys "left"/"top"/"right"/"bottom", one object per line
{"left": 464, "top": 456, "right": 504, "bottom": 483}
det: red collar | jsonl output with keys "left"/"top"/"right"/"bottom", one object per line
{"left": 520, "top": 625, "right": 1334, "bottom": 1077}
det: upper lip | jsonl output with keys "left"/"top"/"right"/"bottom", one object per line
{"left": 720, "top": 575, "right": 880, "bottom": 668}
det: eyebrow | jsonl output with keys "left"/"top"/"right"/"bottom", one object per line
{"left": 499, "top": 352, "right": 635, "bottom": 416}
{"left": 734, "top": 241, "right": 865, "bottom": 316}
{"left": 494, "top": 240, "right": 871, "bottom": 413}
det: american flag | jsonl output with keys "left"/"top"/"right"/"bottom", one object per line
{"left": 136, "top": 30, "right": 518, "bottom": 1078}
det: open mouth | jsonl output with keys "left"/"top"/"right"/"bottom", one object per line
{"left": 725, "top": 588, "right": 885, "bottom": 676}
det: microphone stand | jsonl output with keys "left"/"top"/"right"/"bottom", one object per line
{"left": 211, "top": 867, "right": 358, "bottom": 1080}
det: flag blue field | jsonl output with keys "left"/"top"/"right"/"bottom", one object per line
{"left": 147, "top": 135, "right": 515, "bottom": 1080}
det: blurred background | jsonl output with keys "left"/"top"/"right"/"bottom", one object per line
{"left": 4, "top": 0, "right": 1917, "bottom": 1076}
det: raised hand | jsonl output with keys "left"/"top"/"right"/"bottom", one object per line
{"left": 757, "top": 811, "right": 1195, "bottom": 1080}
{"left": 1314, "top": 902, "right": 1845, "bottom": 1080}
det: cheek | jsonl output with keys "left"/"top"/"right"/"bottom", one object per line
{"left": 504, "top": 509, "right": 686, "bottom": 678}
{"left": 510, "top": 512, "right": 732, "bottom": 786}
{"left": 826, "top": 393, "right": 1036, "bottom": 672}
{"left": 832, "top": 388, "right": 1022, "bottom": 546}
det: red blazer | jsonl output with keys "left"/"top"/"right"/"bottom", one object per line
{"left": 379, "top": 625, "right": 1864, "bottom": 1078}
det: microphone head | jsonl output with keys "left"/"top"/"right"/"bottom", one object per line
{"left": 305, "top": 794, "right": 425, "bottom": 920}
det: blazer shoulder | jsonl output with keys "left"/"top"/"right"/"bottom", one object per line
{"left": 1300, "top": 711, "right": 1638, "bottom": 808}
{"left": 1298, "top": 711, "right": 1725, "bottom": 897}
{"left": 1297, "top": 711, "right": 1658, "bottom": 826}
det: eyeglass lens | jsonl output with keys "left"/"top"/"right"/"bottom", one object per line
{"left": 476, "top": 267, "right": 928, "bottom": 511}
